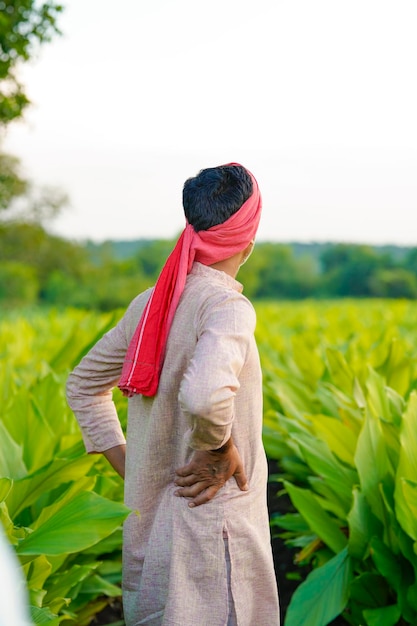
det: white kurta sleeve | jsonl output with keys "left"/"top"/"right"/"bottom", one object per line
{"left": 66, "top": 293, "right": 148, "bottom": 453}
{"left": 178, "top": 293, "right": 256, "bottom": 450}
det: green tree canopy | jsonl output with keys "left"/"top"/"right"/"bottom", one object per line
{"left": 0, "top": 1, "right": 64, "bottom": 215}
{"left": 320, "top": 244, "right": 392, "bottom": 297}
{"left": 0, "top": 150, "right": 27, "bottom": 208}
{"left": 0, "top": 0, "right": 63, "bottom": 124}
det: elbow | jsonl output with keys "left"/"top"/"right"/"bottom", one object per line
{"left": 179, "top": 386, "right": 211, "bottom": 418}
{"left": 178, "top": 377, "right": 237, "bottom": 424}
{"left": 66, "top": 372, "right": 82, "bottom": 409}
{"left": 66, "top": 373, "right": 75, "bottom": 406}
{"left": 178, "top": 378, "right": 212, "bottom": 418}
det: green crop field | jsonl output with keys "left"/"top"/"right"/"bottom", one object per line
{"left": 2, "top": 300, "right": 417, "bottom": 625}
{"left": 257, "top": 299, "right": 417, "bottom": 626}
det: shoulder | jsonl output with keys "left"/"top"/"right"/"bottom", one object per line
{"left": 120, "top": 287, "right": 153, "bottom": 341}
{"left": 126, "top": 287, "right": 153, "bottom": 316}
{"left": 197, "top": 287, "right": 256, "bottom": 336}
{"left": 183, "top": 266, "right": 256, "bottom": 334}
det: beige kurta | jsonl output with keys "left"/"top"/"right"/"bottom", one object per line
{"left": 66, "top": 263, "right": 280, "bottom": 626}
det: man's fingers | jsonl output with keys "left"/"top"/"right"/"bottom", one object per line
{"left": 188, "top": 485, "right": 219, "bottom": 508}
{"left": 174, "top": 474, "right": 198, "bottom": 488}
{"left": 175, "top": 463, "right": 194, "bottom": 477}
{"left": 174, "top": 481, "right": 207, "bottom": 499}
{"left": 233, "top": 464, "right": 249, "bottom": 491}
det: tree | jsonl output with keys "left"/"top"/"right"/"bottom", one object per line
{"left": 0, "top": 0, "right": 64, "bottom": 214}
{"left": 239, "top": 243, "right": 318, "bottom": 299}
{"left": 0, "top": 0, "right": 63, "bottom": 124}
{"left": 369, "top": 268, "right": 417, "bottom": 299}
{"left": 403, "top": 248, "right": 417, "bottom": 277}
{"left": 0, "top": 150, "right": 27, "bottom": 208}
{"left": 320, "top": 244, "right": 390, "bottom": 297}
{"left": 0, "top": 221, "right": 88, "bottom": 299}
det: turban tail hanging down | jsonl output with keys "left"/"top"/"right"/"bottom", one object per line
{"left": 118, "top": 164, "right": 262, "bottom": 397}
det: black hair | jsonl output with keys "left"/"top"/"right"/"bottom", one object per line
{"left": 182, "top": 164, "right": 253, "bottom": 232}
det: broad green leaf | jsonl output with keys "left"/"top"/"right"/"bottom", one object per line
{"left": 270, "top": 513, "right": 310, "bottom": 534}
{"left": 69, "top": 311, "right": 120, "bottom": 369}
{"left": 70, "top": 597, "right": 110, "bottom": 626}
{"left": 362, "top": 604, "right": 401, "bottom": 626}
{"left": 96, "top": 557, "right": 123, "bottom": 580}
{"left": 82, "top": 528, "right": 124, "bottom": 556}
{"left": 79, "top": 573, "right": 121, "bottom": 597}
{"left": 2, "top": 390, "right": 56, "bottom": 473}
{"left": 366, "top": 367, "right": 392, "bottom": 423}
{"left": 33, "top": 476, "right": 97, "bottom": 529}
{"left": 377, "top": 337, "right": 411, "bottom": 397}
{"left": 395, "top": 478, "right": 417, "bottom": 541}
{"left": 0, "top": 421, "right": 27, "bottom": 479}
{"left": 317, "top": 384, "right": 364, "bottom": 440}
{"left": 0, "top": 355, "right": 16, "bottom": 406}
{"left": 45, "top": 595, "right": 72, "bottom": 616}
{"left": 262, "top": 425, "right": 291, "bottom": 460}
{"left": 353, "top": 377, "right": 366, "bottom": 409}
{"left": 311, "top": 414, "right": 357, "bottom": 466}
{"left": 386, "top": 386, "right": 405, "bottom": 427}
{"left": 23, "top": 555, "right": 52, "bottom": 596}
{"left": 0, "top": 477, "right": 13, "bottom": 502}
{"left": 397, "top": 391, "right": 417, "bottom": 482}
{"left": 394, "top": 394, "right": 417, "bottom": 540}
{"left": 29, "top": 587, "right": 47, "bottom": 611}
{"left": 292, "top": 433, "right": 357, "bottom": 508}
{"left": 284, "top": 547, "right": 353, "bottom": 626}
{"left": 405, "top": 580, "right": 417, "bottom": 612}
{"left": 0, "top": 501, "right": 20, "bottom": 544}
{"left": 16, "top": 491, "right": 130, "bottom": 555}
{"left": 355, "top": 409, "right": 393, "bottom": 522}
{"left": 379, "top": 421, "right": 401, "bottom": 472}
{"left": 308, "top": 477, "right": 348, "bottom": 520}
{"left": 30, "top": 372, "right": 75, "bottom": 442}
{"left": 292, "top": 334, "right": 325, "bottom": 384}
{"left": 347, "top": 488, "right": 381, "bottom": 560}
{"left": 315, "top": 384, "right": 341, "bottom": 418}
{"left": 7, "top": 454, "right": 99, "bottom": 518}
{"left": 378, "top": 480, "right": 402, "bottom": 552}
{"left": 349, "top": 571, "right": 390, "bottom": 612}
{"left": 326, "top": 349, "right": 354, "bottom": 395}
{"left": 272, "top": 378, "right": 317, "bottom": 419}
{"left": 40, "top": 310, "right": 118, "bottom": 372}
{"left": 284, "top": 481, "right": 347, "bottom": 554}
{"left": 369, "top": 536, "right": 402, "bottom": 592}
{"left": 44, "top": 563, "right": 97, "bottom": 603}
{"left": 30, "top": 605, "right": 64, "bottom": 625}
{"left": 42, "top": 554, "right": 69, "bottom": 576}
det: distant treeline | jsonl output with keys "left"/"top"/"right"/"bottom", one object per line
{"left": 1, "top": 221, "right": 417, "bottom": 310}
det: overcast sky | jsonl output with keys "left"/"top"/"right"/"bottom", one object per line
{"left": 4, "top": 0, "right": 417, "bottom": 245}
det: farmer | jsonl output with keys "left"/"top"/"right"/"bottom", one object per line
{"left": 66, "top": 163, "right": 280, "bottom": 626}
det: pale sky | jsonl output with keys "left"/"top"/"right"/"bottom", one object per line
{"left": 4, "top": 0, "right": 417, "bottom": 245}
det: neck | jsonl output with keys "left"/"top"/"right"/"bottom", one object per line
{"left": 209, "top": 252, "right": 243, "bottom": 279}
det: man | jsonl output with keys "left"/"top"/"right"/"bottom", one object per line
{"left": 66, "top": 163, "right": 280, "bottom": 625}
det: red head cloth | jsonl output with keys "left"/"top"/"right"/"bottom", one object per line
{"left": 118, "top": 164, "right": 262, "bottom": 397}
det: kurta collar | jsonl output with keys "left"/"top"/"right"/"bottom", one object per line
{"left": 190, "top": 262, "right": 244, "bottom": 293}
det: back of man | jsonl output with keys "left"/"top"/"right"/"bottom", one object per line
{"left": 67, "top": 163, "right": 280, "bottom": 625}
{"left": 119, "top": 261, "right": 279, "bottom": 624}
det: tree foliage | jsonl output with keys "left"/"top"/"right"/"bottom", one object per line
{"left": 0, "top": 0, "right": 64, "bottom": 215}
{"left": 0, "top": 0, "right": 63, "bottom": 124}
{"left": 0, "top": 150, "right": 27, "bottom": 207}
{"left": 1, "top": 227, "right": 417, "bottom": 310}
